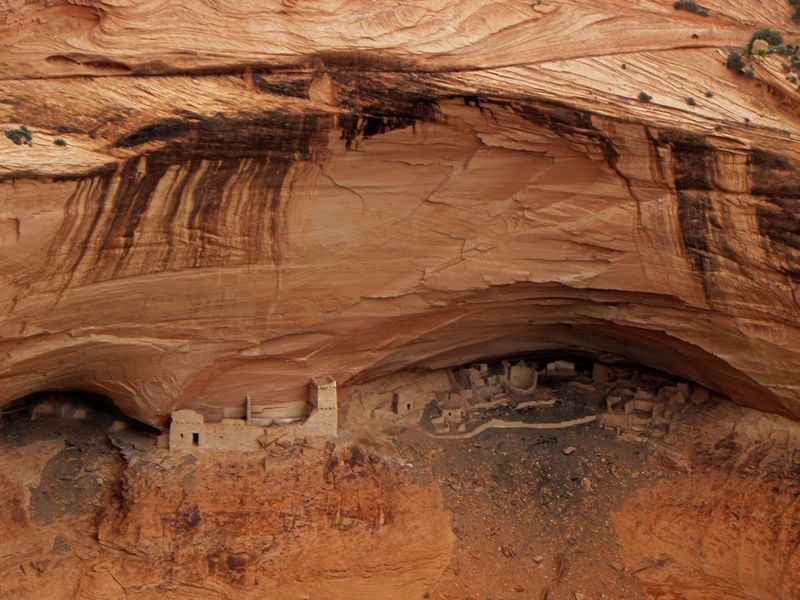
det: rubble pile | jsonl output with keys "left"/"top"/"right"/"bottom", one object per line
{"left": 427, "top": 358, "right": 715, "bottom": 438}
{"left": 431, "top": 359, "right": 553, "bottom": 434}
{"left": 597, "top": 374, "right": 713, "bottom": 437}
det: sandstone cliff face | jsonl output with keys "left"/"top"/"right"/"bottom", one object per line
{"left": 1, "top": 0, "right": 800, "bottom": 424}
{"left": 0, "top": 426, "right": 454, "bottom": 599}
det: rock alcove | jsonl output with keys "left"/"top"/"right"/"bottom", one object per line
{"left": 2, "top": 1, "right": 800, "bottom": 597}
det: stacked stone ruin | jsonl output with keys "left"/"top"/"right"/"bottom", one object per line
{"left": 432, "top": 359, "right": 566, "bottom": 434}
{"left": 168, "top": 377, "right": 338, "bottom": 452}
{"left": 431, "top": 358, "right": 714, "bottom": 437}
{"left": 598, "top": 378, "right": 711, "bottom": 434}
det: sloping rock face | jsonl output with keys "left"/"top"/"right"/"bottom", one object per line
{"left": 1, "top": 0, "right": 800, "bottom": 425}
{"left": 0, "top": 430, "right": 454, "bottom": 599}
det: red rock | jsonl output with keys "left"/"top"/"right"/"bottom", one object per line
{"left": 0, "top": 0, "right": 797, "bottom": 430}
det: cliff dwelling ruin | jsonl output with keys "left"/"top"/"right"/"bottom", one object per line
{"left": 168, "top": 376, "right": 338, "bottom": 451}
{"left": 420, "top": 356, "right": 713, "bottom": 440}
{"left": 3, "top": 0, "right": 800, "bottom": 598}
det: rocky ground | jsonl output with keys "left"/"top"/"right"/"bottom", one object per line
{"left": 398, "top": 423, "right": 651, "bottom": 599}
{"left": 1, "top": 370, "right": 800, "bottom": 599}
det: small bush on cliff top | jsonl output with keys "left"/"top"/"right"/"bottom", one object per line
{"left": 790, "top": 0, "right": 800, "bottom": 22}
{"left": 638, "top": 91, "right": 653, "bottom": 102}
{"left": 750, "top": 28, "right": 784, "bottom": 49}
{"left": 726, "top": 49, "right": 745, "bottom": 72}
{"left": 674, "top": 1, "right": 709, "bottom": 16}
{"left": 4, "top": 126, "right": 32, "bottom": 146}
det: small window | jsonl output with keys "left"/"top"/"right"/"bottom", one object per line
{"left": 192, "top": 433, "right": 200, "bottom": 447}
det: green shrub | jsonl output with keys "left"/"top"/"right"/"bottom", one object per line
{"left": 54, "top": 138, "right": 67, "bottom": 147}
{"left": 790, "top": 0, "right": 800, "bottom": 22}
{"left": 673, "top": 1, "right": 709, "bottom": 16}
{"left": 750, "top": 28, "right": 784, "bottom": 49}
{"left": 686, "top": 97, "right": 697, "bottom": 106}
{"left": 638, "top": 91, "right": 653, "bottom": 102}
{"left": 726, "top": 49, "right": 745, "bottom": 71}
{"left": 4, "top": 126, "right": 32, "bottom": 146}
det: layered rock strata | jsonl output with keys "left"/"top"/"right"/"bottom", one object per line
{"left": 1, "top": 0, "right": 800, "bottom": 424}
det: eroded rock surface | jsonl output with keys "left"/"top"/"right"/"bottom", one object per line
{"left": 1, "top": 0, "right": 800, "bottom": 424}
{"left": 4, "top": 362, "right": 800, "bottom": 599}
{"left": 0, "top": 423, "right": 453, "bottom": 599}
{"left": 614, "top": 402, "right": 800, "bottom": 599}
